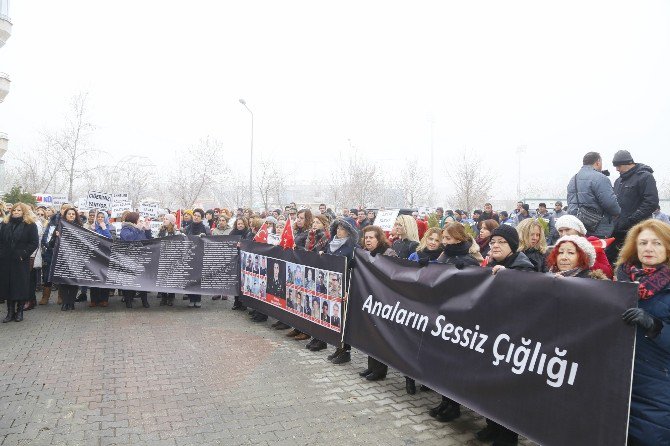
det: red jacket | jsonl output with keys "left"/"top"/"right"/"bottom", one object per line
{"left": 587, "top": 236, "right": 613, "bottom": 279}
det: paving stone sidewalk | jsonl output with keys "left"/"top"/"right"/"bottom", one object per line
{"left": 0, "top": 293, "right": 536, "bottom": 446}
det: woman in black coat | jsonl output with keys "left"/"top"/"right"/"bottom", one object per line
{"left": 0, "top": 203, "right": 40, "bottom": 322}
{"left": 48, "top": 207, "right": 84, "bottom": 311}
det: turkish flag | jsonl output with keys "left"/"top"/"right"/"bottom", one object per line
{"left": 589, "top": 237, "right": 615, "bottom": 252}
{"left": 279, "top": 219, "right": 295, "bottom": 249}
{"left": 175, "top": 209, "right": 181, "bottom": 228}
{"left": 254, "top": 222, "right": 269, "bottom": 244}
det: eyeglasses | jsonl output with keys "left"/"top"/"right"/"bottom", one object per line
{"left": 489, "top": 240, "right": 509, "bottom": 247}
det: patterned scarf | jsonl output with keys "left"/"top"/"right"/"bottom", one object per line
{"left": 623, "top": 262, "right": 670, "bottom": 299}
{"left": 554, "top": 267, "right": 585, "bottom": 277}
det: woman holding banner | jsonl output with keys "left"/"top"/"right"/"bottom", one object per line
{"left": 48, "top": 207, "right": 82, "bottom": 311}
{"left": 616, "top": 219, "right": 670, "bottom": 445}
{"left": 304, "top": 215, "right": 332, "bottom": 352}
{"left": 120, "top": 212, "right": 152, "bottom": 309}
{"left": 157, "top": 214, "right": 180, "bottom": 306}
{"left": 474, "top": 224, "right": 535, "bottom": 446}
{"left": 358, "top": 225, "right": 398, "bottom": 381}
{"left": 89, "top": 212, "right": 112, "bottom": 307}
{"left": 39, "top": 203, "right": 70, "bottom": 306}
{"left": 285, "top": 209, "right": 315, "bottom": 340}
{"left": 0, "top": 203, "right": 39, "bottom": 323}
{"left": 230, "top": 217, "right": 250, "bottom": 311}
{"left": 184, "top": 209, "right": 210, "bottom": 309}
{"left": 546, "top": 235, "right": 607, "bottom": 279}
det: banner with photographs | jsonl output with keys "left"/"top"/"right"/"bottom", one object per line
{"left": 51, "top": 221, "right": 241, "bottom": 296}
{"left": 344, "top": 248, "right": 638, "bottom": 446}
{"left": 239, "top": 241, "right": 347, "bottom": 346}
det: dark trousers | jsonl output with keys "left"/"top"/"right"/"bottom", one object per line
{"left": 29, "top": 268, "right": 41, "bottom": 301}
{"left": 90, "top": 288, "right": 109, "bottom": 304}
{"left": 187, "top": 294, "right": 201, "bottom": 303}
{"left": 60, "top": 284, "right": 79, "bottom": 305}
{"left": 368, "top": 356, "right": 388, "bottom": 376}
{"left": 606, "top": 232, "right": 626, "bottom": 265}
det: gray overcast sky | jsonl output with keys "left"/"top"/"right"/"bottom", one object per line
{"left": 1, "top": 0, "right": 669, "bottom": 202}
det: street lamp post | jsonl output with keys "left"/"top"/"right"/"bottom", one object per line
{"left": 239, "top": 99, "right": 254, "bottom": 208}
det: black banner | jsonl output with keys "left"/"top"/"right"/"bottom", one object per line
{"left": 344, "top": 248, "right": 637, "bottom": 446}
{"left": 51, "top": 221, "right": 240, "bottom": 296}
{"left": 239, "top": 241, "right": 347, "bottom": 346}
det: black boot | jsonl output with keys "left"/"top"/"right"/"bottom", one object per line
{"left": 331, "top": 350, "right": 351, "bottom": 364}
{"left": 14, "top": 304, "right": 24, "bottom": 322}
{"left": 141, "top": 295, "right": 150, "bottom": 308}
{"left": 309, "top": 340, "right": 327, "bottom": 351}
{"left": 126, "top": 297, "right": 133, "bottom": 308}
{"left": 405, "top": 377, "right": 416, "bottom": 395}
{"left": 75, "top": 292, "right": 88, "bottom": 302}
{"left": 435, "top": 403, "right": 461, "bottom": 422}
{"left": 328, "top": 347, "right": 344, "bottom": 361}
{"left": 429, "top": 398, "right": 453, "bottom": 418}
{"left": 2, "top": 301, "right": 15, "bottom": 323}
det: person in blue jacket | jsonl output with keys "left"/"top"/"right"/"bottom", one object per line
{"left": 616, "top": 219, "right": 670, "bottom": 446}
{"left": 89, "top": 211, "right": 112, "bottom": 307}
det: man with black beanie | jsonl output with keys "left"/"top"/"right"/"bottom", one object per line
{"left": 609, "top": 149, "right": 659, "bottom": 263}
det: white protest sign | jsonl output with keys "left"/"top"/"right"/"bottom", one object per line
{"left": 139, "top": 202, "right": 159, "bottom": 219}
{"left": 111, "top": 193, "right": 132, "bottom": 218}
{"left": 374, "top": 209, "right": 400, "bottom": 231}
{"left": 74, "top": 197, "right": 88, "bottom": 210}
{"left": 51, "top": 194, "right": 69, "bottom": 207}
{"left": 86, "top": 191, "right": 112, "bottom": 210}
{"left": 150, "top": 221, "right": 162, "bottom": 238}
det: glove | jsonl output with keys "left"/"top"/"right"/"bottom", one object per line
{"left": 454, "top": 260, "right": 465, "bottom": 270}
{"left": 418, "top": 257, "right": 430, "bottom": 267}
{"left": 622, "top": 308, "right": 661, "bottom": 336}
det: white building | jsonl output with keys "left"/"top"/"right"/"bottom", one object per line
{"left": 0, "top": 0, "right": 11, "bottom": 186}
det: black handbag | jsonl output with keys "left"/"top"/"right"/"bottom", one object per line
{"left": 573, "top": 174, "right": 603, "bottom": 233}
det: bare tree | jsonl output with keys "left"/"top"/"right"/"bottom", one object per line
{"left": 4, "top": 139, "right": 68, "bottom": 194}
{"left": 343, "top": 155, "right": 382, "bottom": 208}
{"left": 167, "top": 137, "right": 227, "bottom": 208}
{"left": 47, "top": 92, "right": 98, "bottom": 200}
{"left": 398, "top": 158, "right": 429, "bottom": 207}
{"left": 447, "top": 150, "right": 495, "bottom": 212}
{"left": 255, "top": 160, "right": 285, "bottom": 211}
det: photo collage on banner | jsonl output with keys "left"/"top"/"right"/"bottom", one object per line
{"left": 240, "top": 251, "right": 344, "bottom": 332}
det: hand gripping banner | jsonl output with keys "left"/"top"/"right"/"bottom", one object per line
{"left": 344, "top": 248, "right": 638, "bottom": 446}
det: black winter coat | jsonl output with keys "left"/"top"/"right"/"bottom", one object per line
{"left": 613, "top": 163, "right": 659, "bottom": 233}
{"left": 0, "top": 218, "right": 40, "bottom": 301}
{"left": 392, "top": 238, "right": 419, "bottom": 259}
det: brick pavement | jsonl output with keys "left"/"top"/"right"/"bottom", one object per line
{"left": 0, "top": 293, "right": 537, "bottom": 446}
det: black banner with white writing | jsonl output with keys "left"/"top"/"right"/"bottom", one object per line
{"left": 239, "top": 241, "right": 347, "bottom": 346}
{"left": 344, "top": 248, "right": 637, "bottom": 446}
{"left": 51, "top": 221, "right": 240, "bottom": 295}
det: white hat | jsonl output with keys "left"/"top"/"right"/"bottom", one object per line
{"left": 554, "top": 235, "right": 596, "bottom": 268}
{"left": 555, "top": 215, "right": 587, "bottom": 236}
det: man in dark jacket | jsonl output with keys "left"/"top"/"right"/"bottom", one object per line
{"left": 608, "top": 149, "right": 659, "bottom": 263}
{"left": 567, "top": 151, "right": 621, "bottom": 239}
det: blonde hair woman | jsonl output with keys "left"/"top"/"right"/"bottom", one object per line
{"left": 516, "top": 218, "right": 548, "bottom": 272}
{"left": 392, "top": 215, "right": 420, "bottom": 259}
{"left": 615, "top": 219, "right": 670, "bottom": 445}
{"left": 0, "top": 203, "right": 40, "bottom": 323}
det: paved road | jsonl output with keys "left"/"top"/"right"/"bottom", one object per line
{"left": 0, "top": 293, "right": 536, "bottom": 446}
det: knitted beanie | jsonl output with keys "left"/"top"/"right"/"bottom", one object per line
{"left": 554, "top": 235, "right": 596, "bottom": 268}
{"left": 555, "top": 215, "right": 587, "bottom": 236}
{"left": 612, "top": 149, "right": 634, "bottom": 166}
{"left": 491, "top": 224, "right": 520, "bottom": 253}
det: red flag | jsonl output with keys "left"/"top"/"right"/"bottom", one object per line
{"left": 589, "top": 237, "right": 615, "bottom": 252}
{"left": 175, "top": 209, "right": 182, "bottom": 228}
{"left": 279, "top": 219, "right": 295, "bottom": 249}
{"left": 254, "top": 222, "right": 269, "bottom": 244}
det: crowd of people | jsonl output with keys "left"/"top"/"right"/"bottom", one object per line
{"left": 0, "top": 149, "right": 668, "bottom": 445}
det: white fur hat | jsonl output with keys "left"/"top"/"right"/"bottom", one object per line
{"left": 555, "top": 215, "right": 587, "bottom": 236}
{"left": 554, "top": 235, "right": 596, "bottom": 268}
